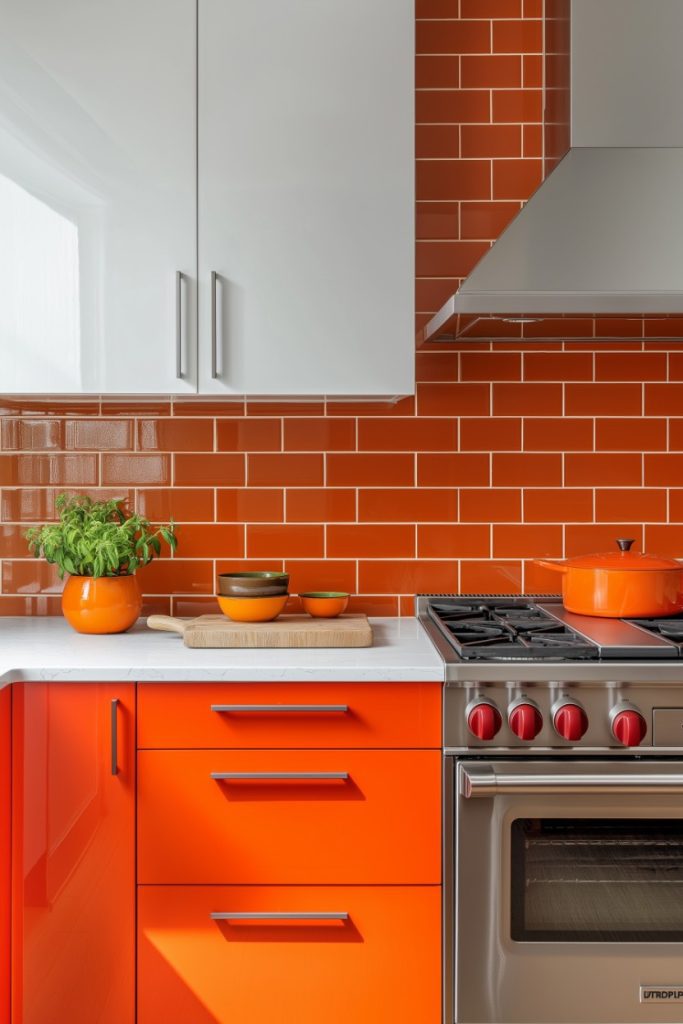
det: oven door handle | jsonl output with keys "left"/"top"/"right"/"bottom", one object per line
{"left": 460, "top": 764, "right": 683, "bottom": 797}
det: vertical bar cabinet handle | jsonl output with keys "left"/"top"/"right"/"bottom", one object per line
{"left": 175, "top": 270, "right": 183, "bottom": 378}
{"left": 111, "top": 698, "right": 119, "bottom": 776}
{"left": 210, "top": 270, "right": 218, "bottom": 379}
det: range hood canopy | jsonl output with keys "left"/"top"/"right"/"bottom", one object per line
{"left": 421, "top": 0, "right": 683, "bottom": 343}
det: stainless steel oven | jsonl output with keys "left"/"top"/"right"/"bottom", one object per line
{"left": 453, "top": 759, "right": 683, "bottom": 1024}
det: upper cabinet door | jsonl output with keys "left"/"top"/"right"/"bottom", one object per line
{"left": 197, "top": 0, "right": 414, "bottom": 397}
{"left": 0, "top": 1, "right": 197, "bottom": 394}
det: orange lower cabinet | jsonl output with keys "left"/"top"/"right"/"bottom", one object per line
{"left": 138, "top": 748, "right": 441, "bottom": 884}
{"left": 0, "top": 688, "right": 10, "bottom": 1024}
{"left": 138, "top": 884, "right": 441, "bottom": 1024}
{"left": 11, "top": 683, "right": 135, "bottom": 1024}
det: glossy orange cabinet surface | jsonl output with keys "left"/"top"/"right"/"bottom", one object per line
{"left": 11, "top": 683, "right": 135, "bottom": 1024}
{"left": 138, "top": 748, "right": 441, "bottom": 884}
{"left": 137, "top": 681, "right": 442, "bottom": 749}
{"left": 138, "top": 884, "right": 441, "bottom": 1024}
{"left": 0, "top": 688, "right": 10, "bottom": 1024}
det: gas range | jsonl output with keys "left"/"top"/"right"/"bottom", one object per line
{"left": 416, "top": 594, "right": 683, "bottom": 752}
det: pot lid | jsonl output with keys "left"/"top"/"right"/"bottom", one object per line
{"left": 568, "top": 539, "right": 681, "bottom": 571}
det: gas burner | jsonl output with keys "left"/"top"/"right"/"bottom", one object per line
{"left": 446, "top": 624, "right": 508, "bottom": 645}
{"left": 632, "top": 618, "right": 683, "bottom": 642}
{"left": 526, "top": 633, "right": 589, "bottom": 648}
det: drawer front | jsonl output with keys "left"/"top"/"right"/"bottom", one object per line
{"left": 137, "top": 681, "right": 442, "bottom": 749}
{"left": 138, "top": 748, "right": 441, "bottom": 884}
{"left": 138, "top": 884, "right": 441, "bottom": 1024}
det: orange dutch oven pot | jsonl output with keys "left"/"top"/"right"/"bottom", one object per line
{"left": 535, "top": 538, "right": 683, "bottom": 618}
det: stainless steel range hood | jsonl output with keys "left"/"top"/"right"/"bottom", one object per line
{"left": 420, "top": 0, "right": 683, "bottom": 343}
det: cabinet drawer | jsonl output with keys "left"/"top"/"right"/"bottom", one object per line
{"left": 138, "top": 884, "right": 441, "bottom": 1024}
{"left": 138, "top": 749, "right": 441, "bottom": 884}
{"left": 137, "top": 681, "right": 441, "bottom": 749}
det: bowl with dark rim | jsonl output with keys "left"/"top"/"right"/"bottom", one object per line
{"left": 218, "top": 571, "right": 289, "bottom": 598}
{"left": 300, "top": 591, "right": 350, "bottom": 618}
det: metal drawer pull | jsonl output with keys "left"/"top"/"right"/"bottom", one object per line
{"left": 211, "top": 771, "right": 348, "bottom": 781}
{"left": 210, "top": 704, "right": 348, "bottom": 713}
{"left": 210, "top": 270, "right": 218, "bottom": 379}
{"left": 175, "top": 271, "right": 184, "bottom": 378}
{"left": 460, "top": 764, "right": 683, "bottom": 798}
{"left": 211, "top": 912, "right": 348, "bottom": 922}
{"left": 111, "top": 698, "right": 119, "bottom": 776}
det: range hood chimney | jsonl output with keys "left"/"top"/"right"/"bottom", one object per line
{"left": 420, "top": 0, "right": 683, "bottom": 343}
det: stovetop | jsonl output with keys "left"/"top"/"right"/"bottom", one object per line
{"left": 425, "top": 595, "right": 683, "bottom": 662}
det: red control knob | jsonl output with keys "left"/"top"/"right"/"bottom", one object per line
{"left": 509, "top": 702, "right": 543, "bottom": 740}
{"left": 553, "top": 703, "right": 588, "bottom": 742}
{"left": 612, "top": 708, "right": 647, "bottom": 747}
{"left": 467, "top": 702, "right": 502, "bottom": 741}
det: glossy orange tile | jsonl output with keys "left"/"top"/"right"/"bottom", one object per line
{"left": 667, "top": 491, "right": 683, "bottom": 522}
{"left": 359, "top": 560, "right": 458, "bottom": 595}
{"left": 460, "top": 417, "right": 522, "bottom": 451}
{"left": 325, "top": 397, "right": 415, "bottom": 417}
{"left": 523, "top": 488, "right": 593, "bottom": 522}
{"left": 460, "top": 560, "right": 522, "bottom": 594}
{"left": 596, "top": 489, "right": 667, "bottom": 523}
{"left": 416, "top": 125, "right": 460, "bottom": 159}
{"left": 416, "top": 203, "right": 460, "bottom": 242}
{"left": 101, "top": 454, "right": 170, "bottom": 486}
{"left": 645, "top": 454, "right": 683, "bottom": 486}
{"left": 418, "top": 453, "right": 490, "bottom": 487}
{"left": 0, "top": 454, "right": 98, "bottom": 487}
{"left": 595, "top": 352, "right": 667, "bottom": 381}
{"left": 2, "top": 560, "right": 61, "bottom": 594}
{"left": 460, "top": 488, "right": 522, "bottom": 522}
{"left": 493, "top": 524, "right": 562, "bottom": 558}
{"left": 415, "top": 352, "right": 459, "bottom": 382}
{"left": 461, "top": 55, "right": 522, "bottom": 89}
{"left": 493, "top": 383, "right": 562, "bottom": 416}
{"left": 415, "top": 55, "right": 459, "bottom": 90}
{"left": 326, "top": 454, "right": 414, "bottom": 487}
{"left": 352, "top": 595, "right": 400, "bottom": 616}
{"left": 285, "top": 560, "right": 357, "bottom": 595}
{"left": 216, "top": 488, "right": 284, "bottom": 523}
{"left": 565, "top": 525, "right": 644, "bottom": 557}
{"left": 523, "top": 417, "right": 593, "bottom": 451}
{"left": 492, "top": 89, "right": 543, "bottom": 122}
{"left": 172, "top": 524, "right": 244, "bottom": 559}
{"left": 416, "top": 90, "right": 491, "bottom": 125}
{"left": 0, "top": 526, "right": 34, "bottom": 558}
{"left": 461, "top": 0, "right": 520, "bottom": 14}
{"left": 645, "top": 383, "right": 683, "bottom": 416}
{"left": 418, "top": 524, "right": 490, "bottom": 559}
{"left": 103, "top": 398, "right": 172, "bottom": 416}
{"left": 492, "top": 453, "right": 562, "bottom": 486}
{"left": 1, "top": 419, "right": 64, "bottom": 451}
{"left": 644, "top": 526, "right": 683, "bottom": 557}
{"left": 0, "top": 487, "right": 133, "bottom": 523}
{"left": 174, "top": 453, "right": 245, "bottom": 486}
{"left": 0, "top": 595, "right": 63, "bottom": 615}
{"left": 138, "top": 419, "right": 213, "bottom": 452}
{"left": 596, "top": 418, "right": 666, "bottom": 452}
{"left": 136, "top": 488, "right": 215, "bottom": 523}
{"left": 138, "top": 560, "right": 214, "bottom": 595}
{"left": 216, "top": 418, "right": 281, "bottom": 452}
{"left": 359, "top": 489, "right": 458, "bottom": 523}
{"left": 417, "top": 383, "right": 490, "bottom": 417}
{"left": 247, "top": 453, "right": 324, "bottom": 487}
{"left": 417, "top": 160, "right": 491, "bottom": 201}
{"left": 493, "top": 18, "right": 542, "bottom": 52}
{"left": 416, "top": 20, "right": 491, "bottom": 54}
{"left": 285, "top": 488, "right": 356, "bottom": 522}
{"left": 327, "top": 525, "right": 416, "bottom": 559}
{"left": 565, "top": 383, "right": 642, "bottom": 416}
{"left": 173, "top": 398, "right": 244, "bottom": 417}
{"left": 245, "top": 400, "right": 324, "bottom": 417}
{"left": 359, "top": 418, "right": 457, "bottom": 452}
{"left": 492, "top": 158, "right": 543, "bottom": 200}
{"left": 460, "top": 201, "right": 520, "bottom": 240}
{"left": 523, "top": 351, "right": 593, "bottom": 381}
{"left": 523, "top": 56, "right": 543, "bottom": 88}
{"left": 565, "top": 453, "right": 642, "bottom": 487}
{"left": 0, "top": 397, "right": 99, "bottom": 417}
{"left": 524, "top": 558, "right": 563, "bottom": 594}
{"left": 460, "top": 352, "right": 521, "bottom": 381}
{"left": 416, "top": 241, "right": 489, "bottom": 278}
{"left": 283, "top": 418, "right": 355, "bottom": 452}
{"left": 247, "top": 525, "right": 324, "bottom": 559}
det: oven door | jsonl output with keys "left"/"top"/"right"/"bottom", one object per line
{"left": 454, "top": 759, "right": 683, "bottom": 1024}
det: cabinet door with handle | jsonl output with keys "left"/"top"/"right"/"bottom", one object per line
{"left": 197, "top": 0, "right": 414, "bottom": 396}
{"left": 11, "top": 683, "right": 135, "bottom": 1024}
{"left": 0, "top": 0, "right": 197, "bottom": 394}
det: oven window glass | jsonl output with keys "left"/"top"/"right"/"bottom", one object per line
{"left": 511, "top": 818, "right": 683, "bottom": 942}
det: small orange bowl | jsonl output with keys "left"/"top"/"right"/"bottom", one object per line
{"left": 217, "top": 594, "right": 288, "bottom": 622}
{"left": 300, "top": 592, "right": 349, "bottom": 618}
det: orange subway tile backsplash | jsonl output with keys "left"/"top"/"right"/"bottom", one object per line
{"left": 5, "top": 9, "right": 683, "bottom": 616}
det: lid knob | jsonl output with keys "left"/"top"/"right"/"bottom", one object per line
{"left": 616, "top": 538, "right": 635, "bottom": 552}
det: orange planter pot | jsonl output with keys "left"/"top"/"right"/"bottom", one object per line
{"left": 61, "top": 575, "right": 142, "bottom": 634}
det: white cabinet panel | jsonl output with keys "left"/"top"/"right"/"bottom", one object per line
{"left": 197, "top": 0, "right": 414, "bottom": 396}
{"left": 0, "top": 0, "right": 197, "bottom": 394}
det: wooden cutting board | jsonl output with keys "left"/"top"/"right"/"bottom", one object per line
{"left": 147, "top": 613, "right": 373, "bottom": 649}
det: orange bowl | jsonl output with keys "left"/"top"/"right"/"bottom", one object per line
{"left": 217, "top": 594, "right": 288, "bottom": 622}
{"left": 300, "top": 592, "right": 349, "bottom": 618}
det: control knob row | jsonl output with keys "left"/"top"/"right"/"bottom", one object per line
{"left": 467, "top": 699, "right": 646, "bottom": 746}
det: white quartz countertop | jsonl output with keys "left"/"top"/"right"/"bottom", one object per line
{"left": 0, "top": 616, "right": 444, "bottom": 686}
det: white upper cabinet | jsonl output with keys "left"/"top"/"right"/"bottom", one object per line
{"left": 0, "top": 1, "right": 414, "bottom": 396}
{"left": 197, "top": 0, "right": 414, "bottom": 396}
{"left": 0, "top": 0, "right": 197, "bottom": 394}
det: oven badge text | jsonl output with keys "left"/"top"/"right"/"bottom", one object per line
{"left": 641, "top": 987, "right": 683, "bottom": 1003}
